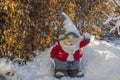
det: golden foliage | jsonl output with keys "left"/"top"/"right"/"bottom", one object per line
{"left": 0, "top": 0, "right": 119, "bottom": 62}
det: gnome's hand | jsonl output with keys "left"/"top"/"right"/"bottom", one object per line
{"left": 83, "top": 32, "right": 91, "bottom": 43}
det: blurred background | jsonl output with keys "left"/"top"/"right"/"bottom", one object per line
{"left": 0, "top": 0, "right": 120, "bottom": 63}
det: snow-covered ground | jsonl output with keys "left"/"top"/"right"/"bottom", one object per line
{"left": 0, "top": 37, "right": 120, "bottom": 80}
{"left": 105, "top": 38, "right": 120, "bottom": 48}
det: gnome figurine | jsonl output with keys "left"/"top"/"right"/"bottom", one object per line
{"left": 50, "top": 12, "right": 90, "bottom": 78}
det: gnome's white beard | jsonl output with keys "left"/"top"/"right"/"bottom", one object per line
{"left": 59, "top": 37, "right": 83, "bottom": 61}
{"left": 60, "top": 40, "right": 80, "bottom": 55}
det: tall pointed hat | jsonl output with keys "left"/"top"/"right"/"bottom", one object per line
{"left": 58, "top": 12, "right": 80, "bottom": 40}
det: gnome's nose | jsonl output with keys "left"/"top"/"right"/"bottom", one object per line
{"left": 69, "top": 38, "right": 74, "bottom": 42}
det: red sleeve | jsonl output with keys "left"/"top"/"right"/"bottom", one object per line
{"left": 50, "top": 42, "right": 60, "bottom": 58}
{"left": 80, "top": 39, "right": 89, "bottom": 48}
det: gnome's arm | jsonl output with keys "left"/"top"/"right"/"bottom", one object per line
{"left": 50, "top": 42, "right": 60, "bottom": 58}
{"left": 80, "top": 32, "right": 91, "bottom": 48}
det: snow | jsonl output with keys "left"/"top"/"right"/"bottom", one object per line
{"left": 103, "top": 15, "right": 120, "bottom": 35}
{"left": 109, "top": 20, "right": 120, "bottom": 35}
{"left": 107, "top": 0, "right": 120, "bottom": 6}
{"left": 105, "top": 38, "right": 120, "bottom": 48}
{"left": 82, "top": 39, "right": 120, "bottom": 80}
{"left": 0, "top": 37, "right": 120, "bottom": 80}
{"left": 103, "top": 15, "right": 114, "bottom": 25}
{"left": 112, "top": 39, "right": 120, "bottom": 47}
{"left": 103, "top": 15, "right": 120, "bottom": 25}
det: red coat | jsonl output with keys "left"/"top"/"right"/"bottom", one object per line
{"left": 50, "top": 39, "right": 89, "bottom": 62}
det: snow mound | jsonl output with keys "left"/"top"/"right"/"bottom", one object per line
{"left": 0, "top": 39, "right": 120, "bottom": 80}
{"left": 82, "top": 39, "right": 120, "bottom": 80}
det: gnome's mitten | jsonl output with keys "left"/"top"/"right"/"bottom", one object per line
{"left": 83, "top": 32, "right": 91, "bottom": 43}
